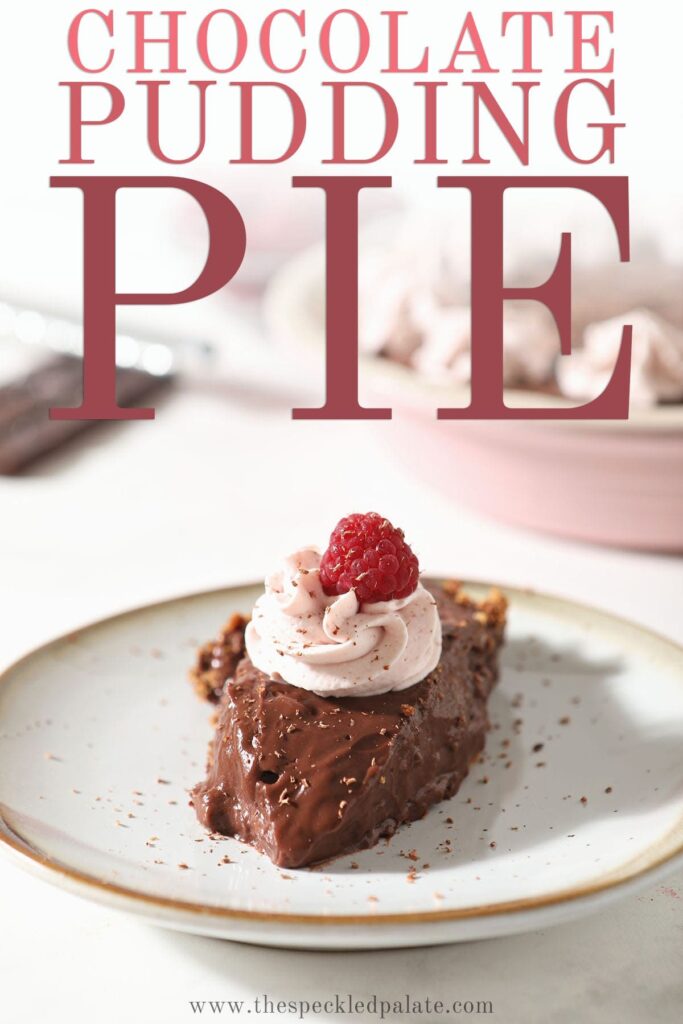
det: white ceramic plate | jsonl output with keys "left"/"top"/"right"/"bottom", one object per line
{"left": 1, "top": 583, "right": 682, "bottom": 949}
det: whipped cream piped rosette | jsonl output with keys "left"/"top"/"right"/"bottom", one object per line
{"left": 245, "top": 513, "right": 442, "bottom": 698}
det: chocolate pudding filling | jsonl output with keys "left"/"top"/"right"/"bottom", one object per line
{"left": 190, "top": 582, "right": 506, "bottom": 869}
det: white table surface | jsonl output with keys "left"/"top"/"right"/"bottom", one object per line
{"left": 0, "top": 299, "right": 681, "bottom": 1023}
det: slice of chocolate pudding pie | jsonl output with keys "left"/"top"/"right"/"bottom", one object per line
{"left": 190, "top": 513, "right": 506, "bottom": 868}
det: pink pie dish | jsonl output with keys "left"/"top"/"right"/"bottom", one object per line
{"left": 265, "top": 245, "right": 683, "bottom": 553}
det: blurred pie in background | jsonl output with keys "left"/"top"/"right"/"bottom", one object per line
{"left": 357, "top": 225, "right": 683, "bottom": 410}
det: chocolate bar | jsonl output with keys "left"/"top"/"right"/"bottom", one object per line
{"left": 0, "top": 354, "right": 173, "bottom": 474}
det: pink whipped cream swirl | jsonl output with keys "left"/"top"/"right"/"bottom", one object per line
{"left": 245, "top": 547, "right": 442, "bottom": 698}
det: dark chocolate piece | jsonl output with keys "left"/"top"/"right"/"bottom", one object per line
{"left": 191, "top": 583, "right": 506, "bottom": 868}
{"left": 0, "top": 355, "right": 173, "bottom": 474}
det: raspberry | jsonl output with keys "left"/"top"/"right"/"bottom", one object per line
{"left": 319, "top": 512, "right": 420, "bottom": 603}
